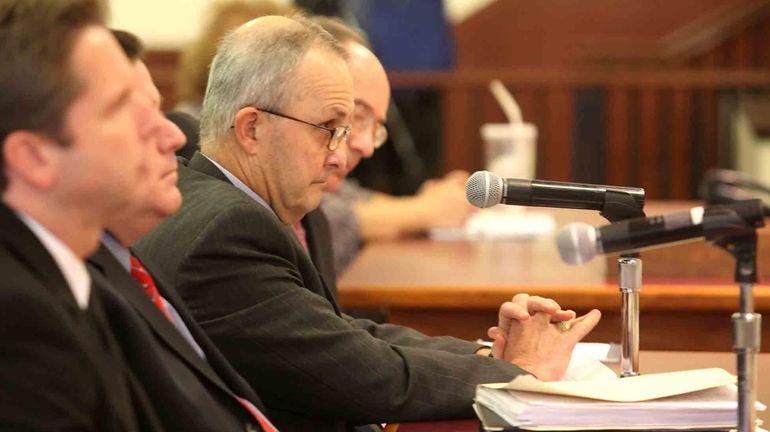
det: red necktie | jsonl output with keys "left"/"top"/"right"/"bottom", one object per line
{"left": 237, "top": 397, "right": 279, "bottom": 432}
{"left": 292, "top": 222, "right": 309, "bottom": 253}
{"left": 130, "top": 257, "right": 278, "bottom": 431}
{"left": 130, "top": 256, "right": 173, "bottom": 322}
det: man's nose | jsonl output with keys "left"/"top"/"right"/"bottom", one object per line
{"left": 348, "top": 130, "right": 375, "bottom": 159}
{"left": 328, "top": 137, "right": 349, "bottom": 171}
{"left": 162, "top": 118, "right": 186, "bottom": 152}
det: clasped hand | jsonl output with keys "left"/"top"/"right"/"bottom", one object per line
{"left": 488, "top": 293, "right": 601, "bottom": 381}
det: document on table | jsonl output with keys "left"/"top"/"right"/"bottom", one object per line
{"left": 475, "top": 368, "right": 767, "bottom": 430}
{"left": 429, "top": 207, "right": 555, "bottom": 240}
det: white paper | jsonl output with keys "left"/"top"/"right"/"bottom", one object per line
{"left": 429, "top": 208, "right": 555, "bottom": 241}
{"left": 476, "top": 383, "right": 766, "bottom": 431}
{"left": 482, "top": 368, "right": 736, "bottom": 402}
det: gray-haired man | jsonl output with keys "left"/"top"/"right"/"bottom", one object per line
{"left": 136, "top": 14, "right": 600, "bottom": 432}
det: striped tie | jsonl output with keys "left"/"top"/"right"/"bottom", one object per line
{"left": 129, "top": 256, "right": 173, "bottom": 321}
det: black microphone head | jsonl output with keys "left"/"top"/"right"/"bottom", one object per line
{"left": 556, "top": 222, "right": 599, "bottom": 265}
{"left": 465, "top": 171, "right": 504, "bottom": 208}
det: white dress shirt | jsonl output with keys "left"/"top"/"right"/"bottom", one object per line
{"left": 17, "top": 211, "right": 91, "bottom": 309}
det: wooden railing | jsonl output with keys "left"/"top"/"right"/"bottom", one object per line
{"left": 145, "top": 43, "right": 770, "bottom": 199}
{"left": 388, "top": 67, "right": 770, "bottom": 198}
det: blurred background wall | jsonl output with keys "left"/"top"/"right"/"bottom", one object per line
{"left": 108, "top": 0, "right": 492, "bottom": 47}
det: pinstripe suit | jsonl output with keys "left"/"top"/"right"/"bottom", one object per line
{"left": 135, "top": 153, "right": 528, "bottom": 432}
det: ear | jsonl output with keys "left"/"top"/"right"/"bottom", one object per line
{"left": 3, "top": 131, "right": 63, "bottom": 190}
{"left": 232, "top": 107, "right": 262, "bottom": 155}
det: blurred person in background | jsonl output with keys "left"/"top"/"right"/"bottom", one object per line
{"left": 311, "top": 17, "right": 475, "bottom": 276}
{"left": 299, "top": 0, "right": 453, "bottom": 196}
{"left": 175, "top": 0, "right": 295, "bottom": 118}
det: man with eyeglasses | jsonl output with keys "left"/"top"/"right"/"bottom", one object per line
{"left": 136, "top": 15, "right": 600, "bottom": 432}
{"left": 312, "top": 17, "right": 477, "bottom": 276}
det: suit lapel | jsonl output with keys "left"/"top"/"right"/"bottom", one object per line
{"left": 0, "top": 202, "right": 80, "bottom": 313}
{"left": 88, "top": 245, "right": 237, "bottom": 396}
{"left": 188, "top": 152, "right": 343, "bottom": 316}
{"left": 189, "top": 151, "right": 231, "bottom": 184}
{"left": 302, "top": 209, "right": 338, "bottom": 300}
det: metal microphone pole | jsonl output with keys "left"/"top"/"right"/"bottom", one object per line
{"left": 618, "top": 255, "right": 641, "bottom": 376}
{"left": 600, "top": 191, "right": 645, "bottom": 377}
{"left": 465, "top": 172, "right": 647, "bottom": 377}
{"left": 712, "top": 233, "right": 761, "bottom": 432}
{"left": 706, "top": 200, "right": 765, "bottom": 432}
{"left": 735, "top": 280, "right": 761, "bottom": 432}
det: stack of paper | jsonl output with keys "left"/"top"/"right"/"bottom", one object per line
{"left": 429, "top": 207, "right": 555, "bottom": 241}
{"left": 475, "top": 368, "right": 766, "bottom": 430}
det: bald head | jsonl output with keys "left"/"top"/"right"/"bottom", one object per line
{"left": 233, "top": 14, "right": 301, "bottom": 39}
{"left": 324, "top": 40, "right": 391, "bottom": 191}
{"left": 199, "top": 14, "right": 347, "bottom": 149}
{"left": 346, "top": 42, "right": 389, "bottom": 118}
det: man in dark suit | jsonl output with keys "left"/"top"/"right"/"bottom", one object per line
{"left": 86, "top": 29, "right": 274, "bottom": 432}
{"left": 136, "top": 15, "right": 601, "bottom": 432}
{"left": 0, "top": 1, "right": 163, "bottom": 430}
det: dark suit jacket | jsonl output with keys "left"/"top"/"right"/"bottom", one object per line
{"left": 135, "top": 152, "right": 528, "bottom": 432}
{"left": 302, "top": 208, "right": 337, "bottom": 298}
{"left": 0, "top": 202, "right": 150, "bottom": 431}
{"left": 87, "top": 244, "right": 266, "bottom": 432}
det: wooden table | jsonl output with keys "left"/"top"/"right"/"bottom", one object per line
{"left": 391, "top": 351, "right": 770, "bottom": 431}
{"left": 338, "top": 203, "right": 770, "bottom": 351}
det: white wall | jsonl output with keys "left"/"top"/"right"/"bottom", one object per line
{"left": 107, "top": 0, "right": 495, "bottom": 49}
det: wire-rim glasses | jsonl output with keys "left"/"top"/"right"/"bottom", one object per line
{"left": 258, "top": 107, "right": 351, "bottom": 151}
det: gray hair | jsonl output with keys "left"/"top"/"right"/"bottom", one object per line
{"left": 199, "top": 14, "right": 347, "bottom": 148}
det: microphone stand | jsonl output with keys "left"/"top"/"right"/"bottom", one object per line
{"left": 600, "top": 191, "right": 646, "bottom": 377}
{"left": 711, "top": 232, "right": 761, "bottom": 432}
{"left": 702, "top": 199, "right": 766, "bottom": 432}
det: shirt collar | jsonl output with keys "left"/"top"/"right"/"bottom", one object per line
{"left": 16, "top": 211, "right": 91, "bottom": 309}
{"left": 101, "top": 231, "right": 131, "bottom": 272}
{"left": 202, "top": 154, "right": 278, "bottom": 219}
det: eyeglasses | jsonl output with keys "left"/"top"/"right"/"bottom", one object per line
{"left": 353, "top": 101, "right": 388, "bottom": 149}
{"left": 260, "top": 108, "right": 350, "bottom": 151}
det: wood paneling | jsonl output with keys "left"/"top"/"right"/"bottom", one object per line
{"left": 670, "top": 89, "right": 694, "bottom": 197}
{"left": 442, "top": 87, "right": 479, "bottom": 172}
{"left": 143, "top": 3, "right": 770, "bottom": 198}
{"left": 543, "top": 87, "right": 573, "bottom": 181}
{"left": 454, "top": 0, "right": 767, "bottom": 68}
{"left": 605, "top": 88, "right": 631, "bottom": 186}
{"left": 638, "top": 89, "right": 663, "bottom": 197}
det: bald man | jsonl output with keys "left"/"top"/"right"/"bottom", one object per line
{"left": 311, "top": 18, "right": 475, "bottom": 275}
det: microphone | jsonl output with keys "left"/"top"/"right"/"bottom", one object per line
{"left": 465, "top": 170, "right": 645, "bottom": 210}
{"left": 700, "top": 169, "right": 770, "bottom": 205}
{"left": 556, "top": 200, "right": 767, "bottom": 265}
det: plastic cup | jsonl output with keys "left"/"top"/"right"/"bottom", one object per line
{"left": 480, "top": 123, "right": 537, "bottom": 180}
